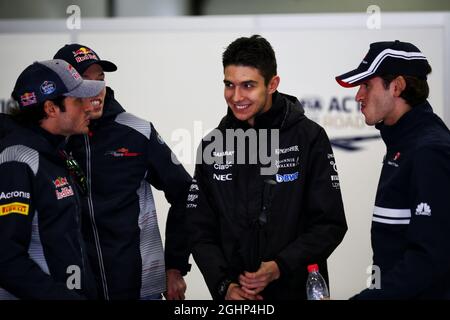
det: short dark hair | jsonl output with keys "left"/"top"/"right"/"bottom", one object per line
{"left": 381, "top": 72, "right": 431, "bottom": 107}
{"left": 10, "top": 96, "right": 66, "bottom": 126}
{"left": 222, "top": 34, "right": 277, "bottom": 85}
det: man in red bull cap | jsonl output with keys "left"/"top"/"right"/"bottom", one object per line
{"left": 0, "top": 59, "right": 105, "bottom": 299}
{"left": 336, "top": 40, "right": 450, "bottom": 299}
{"left": 54, "top": 44, "right": 192, "bottom": 300}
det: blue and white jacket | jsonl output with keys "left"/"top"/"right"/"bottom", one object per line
{"left": 354, "top": 101, "right": 450, "bottom": 299}
{"left": 0, "top": 126, "right": 97, "bottom": 299}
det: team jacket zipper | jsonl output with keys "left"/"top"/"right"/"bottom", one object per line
{"left": 84, "top": 134, "right": 110, "bottom": 300}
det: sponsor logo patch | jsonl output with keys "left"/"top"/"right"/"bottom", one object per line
{"left": 72, "top": 47, "right": 99, "bottom": 63}
{"left": 415, "top": 202, "right": 431, "bottom": 216}
{"left": 213, "top": 173, "right": 232, "bottom": 181}
{"left": 53, "top": 176, "right": 74, "bottom": 200}
{"left": 275, "top": 145, "right": 299, "bottom": 155}
{"left": 40, "top": 81, "right": 56, "bottom": 95}
{"left": 187, "top": 194, "right": 198, "bottom": 202}
{"left": 387, "top": 151, "right": 401, "bottom": 167}
{"left": 212, "top": 151, "right": 234, "bottom": 157}
{"left": 275, "top": 172, "right": 299, "bottom": 183}
{"left": 275, "top": 157, "right": 299, "bottom": 169}
{"left": 213, "top": 161, "right": 233, "bottom": 170}
{"left": 0, "top": 202, "right": 29, "bottom": 216}
{"left": 105, "top": 148, "right": 142, "bottom": 157}
{"left": 20, "top": 92, "right": 37, "bottom": 106}
{"left": 0, "top": 191, "right": 30, "bottom": 200}
{"left": 67, "top": 64, "right": 81, "bottom": 80}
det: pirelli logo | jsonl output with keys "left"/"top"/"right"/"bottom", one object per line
{"left": 0, "top": 202, "right": 29, "bottom": 216}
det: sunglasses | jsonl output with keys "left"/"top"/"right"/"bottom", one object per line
{"left": 59, "top": 150, "right": 88, "bottom": 196}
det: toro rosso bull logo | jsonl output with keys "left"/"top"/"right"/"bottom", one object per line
{"left": 105, "top": 148, "right": 142, "bottom": 157}
{"left": 53, "top": 176, "right": 74, "bottom": 200}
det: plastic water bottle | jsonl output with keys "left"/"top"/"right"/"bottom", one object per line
{"left": 306, "top": 264, "right": 330, "bottom": 300}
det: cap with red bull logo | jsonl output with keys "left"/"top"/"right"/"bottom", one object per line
{"left": 54, "top": 43, "right": 117, "bottom": 74}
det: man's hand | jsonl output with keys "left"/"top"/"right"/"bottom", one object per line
{"left": 239, "top": 261, "right": 280, "bottom": 295}
{"left": 225, "top": 283, "right": 263, "bottom": 300}
{"left": 164, "top": 269, "right": 187, "bottom": 300}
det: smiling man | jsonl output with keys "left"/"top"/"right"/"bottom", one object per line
{"left": 187, "top": 35, "right": 347, "bottom": 300}
{"left": 336, "top": 40, "right": 450, "bottom": 299}
{"left": 53, "top": 44, "right": 192, "bottom": 300}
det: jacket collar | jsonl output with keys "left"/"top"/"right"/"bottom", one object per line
{"left": 376, "top": 101, "right": 433, "bottom": 146}
{"left": 89, "top": 86, "right": 126, "bottom": 129}
{"left": 29, "top": 125, "right": 68, "bottom": 158}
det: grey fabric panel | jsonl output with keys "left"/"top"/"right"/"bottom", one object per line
{"left": 0, "top": 210, "right": 50, "bottom": 300}
{"left": 137, "top": 179, "right": 166, "bottom": 298}
{"left": 0, "top": 288, "right": 17, "bottom": 300}
{"left": 29, "top": 211, "right": 50, "bottom": 275}
{"left": 115, "top": 113, "right": 151, "bottom": 140}
{"left": 0, "top": 145, "right": 39, "bottom": 175}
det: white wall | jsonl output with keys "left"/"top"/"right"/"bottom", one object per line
{"left": 114, "top": 0, "right": 189, "bottom": 16}
{"left": 0, "top": 12, "right": 449, "bottom": 299}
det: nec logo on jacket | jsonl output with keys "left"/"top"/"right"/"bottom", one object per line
{"left": 213, "top": 173, "right": 232, "bottom": 181}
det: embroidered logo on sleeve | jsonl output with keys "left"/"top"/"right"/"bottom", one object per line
{"left": 104, "top": 148, "right": 142, "bottom": 157}
{"left": 0, "top": 202, "right": 29, "bottom": 216}
{"left": 415, "top": 202, "right": 431, "bottom": 216}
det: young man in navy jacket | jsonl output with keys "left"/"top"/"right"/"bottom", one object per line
{"left": 336, "top": 40, "right": 450, "bottom": 299}
{"left": 54, "top": 44, "right": 192, "bottom": 300}
{"left": 0, "top": 59, "right": 104, "bottom": 299}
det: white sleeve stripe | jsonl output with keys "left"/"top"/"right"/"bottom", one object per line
{"left": 373, "top": 217, "right": 410, "bottom": 225}
{"left": 373, "top": 206, "right": 411, "bottom": 218}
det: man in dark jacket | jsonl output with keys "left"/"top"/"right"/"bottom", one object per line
{"left": 187, "top": 35, "right": 347, "bottom": 300}
{"left": 0, "top": 59, "right": 104, "bottom": 299}
{"left": 336, "top": 40, "right": 450, "bottom": 299}
{"left": 53, "top": 44, "right": 192, "bottom": 300}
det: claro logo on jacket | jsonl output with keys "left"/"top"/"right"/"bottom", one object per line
{"left": 53, "top": 176, "right": 74, "bottom": 200}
